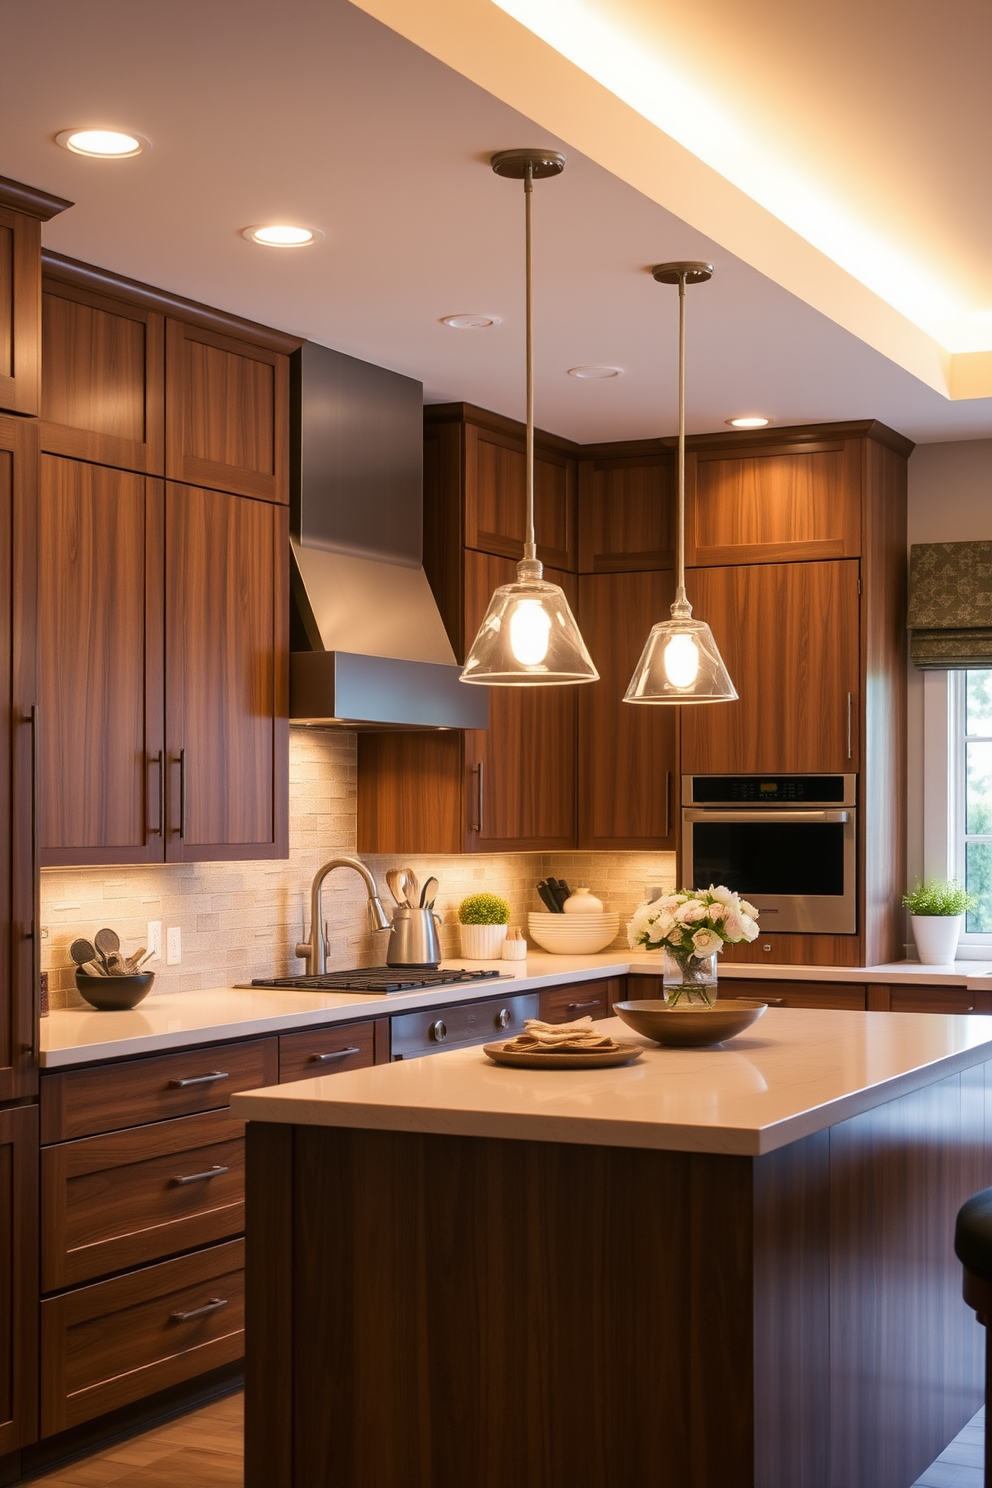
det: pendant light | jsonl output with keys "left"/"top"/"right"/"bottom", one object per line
{"left": 624, "top": 263, "right": 737, "bottom": 705}
{"left": 460, "top": 150, "right": 598, "bottom": 688}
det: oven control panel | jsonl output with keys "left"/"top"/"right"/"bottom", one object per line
{"left": 685, "top": 774, "right": 856, "bottom": 806}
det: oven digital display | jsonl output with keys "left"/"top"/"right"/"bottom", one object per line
{"left": 691, "top": 822, "right": 846, "bottom": 897}
{"left": 691, "top": 775, "right": 849, "bottom": 804}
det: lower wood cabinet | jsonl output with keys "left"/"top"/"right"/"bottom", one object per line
{"left": 41, "top": 1239, "right": 245, "bottom": 1437}
{"left": 538, "top": 979, "right": 620, "bottom": 1024}
{"left": 0, "top": 1105, "right": 39, "bottom": 1457}
{"left": 870, "top": 985, "right": 991, "bottom": 1015}
{"left": 278, "top": 1021, "right": 375, "bottom": 1083}
{"left": 626, "top": 975, "right": 868, "bottom": 1010}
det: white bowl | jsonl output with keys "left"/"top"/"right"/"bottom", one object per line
{"left": 529, "top": 911, "right": 616, "bottom": 924}
{"left": 527, "top": 912, "right": 619, "bottom": 955}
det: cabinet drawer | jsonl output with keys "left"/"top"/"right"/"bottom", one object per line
{"left": 41, "top": 1238, "right": 244, "bottom": 1436}
{"left": 731, "top": 980, "right": 867, "bottom": 1011}
{"left": 391, "top": 993, "right": 540, "bottom": 1058}
{"left": 888, "top": 987, "right": 978, "bottom": 1015}
{"left": 279, "top": 1021, "right": 375, "bottom": 1084}
{"left": 41, "top": 1036, "right": 277, "bottom": 1142}
{"left": 540, "top": 979, "right": 620, "bottom": 1024}
{"left": 42, "top": 1110, "right": 245, "bottom": 1291}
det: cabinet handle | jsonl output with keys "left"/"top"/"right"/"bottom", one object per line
{"left": 179, "top": 747, "right": 188, "bottom": 839}
{"left": 471, "top": 762, "right": 485, "bottom": 835}
{"left": 24, "top": 706, "right": 40, "bottom": 1055}
{"left": 762, "top": 997, "right": 785, "bottom": 1005}
{"left": 665, "top": 769, "right": 671, "bottom": 839}
{"left": 567, "top": 999, "right": 601, "bottom": 1011}
{"left": 171, "top": 1164, "right": 229, "bottom": 1186}
{"left": 846, "top": 692, "right": 853, "bottom": 761}
{"left": 149, "top": 750, "right": 164, "bottom": 836}
{"left": 168, "top": 1070, "right": 230, "bottom": 1088}
{"left": 170, "top": 1297, "right": 229, "bottom": 1323}
{"left": 308, "top": 1047, "right": 361, "bottom": 1063}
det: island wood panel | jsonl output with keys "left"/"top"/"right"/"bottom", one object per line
{"left": 164, "top": 484, "right": 288, "bottom": 860}
{"left": 40, "top": 282, "right": 165, "bottom": 473}
{"left": 0, "top": 1105, "right": 39, "bottom": 1457}
{"left": 679, "top": 560, "right": 861, "bottom": 775}
{"left": 577, "top": 570, "right": 677, "bottom": 849}
{"left": 462, "top": 418, "right": 576, "bottom": 572}
{"left": 41, "top": 1238, "right": 245, "bottom": 1436}
{"left": 165, "top": 320, "right": 289, "bottom": 505}
{"left": 244, "top": 1125, "right": 294, "bottom": 1488}
{"left": 0, "top": 206, "right": 41, "bottom": 416}
{"left": 684, "top": 439, "right": 862, "bottom": 567}
{"left": 38, "top": 458, "right": 165, "bottom": 864}
{"left": 577, "top": 450, "right": 673, "bottom": 572}
{"left": 0, "top": 416, "right": 39, "bottom": 1103}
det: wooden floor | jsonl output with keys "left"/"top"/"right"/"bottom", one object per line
{"left": 30, "top": 1394, "right": 242, "bottom": 1487}
{"left": 24, "top": 1392, "right": 983, "bottom": 1487}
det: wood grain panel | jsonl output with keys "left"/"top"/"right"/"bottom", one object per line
{"left": 577, "top": 453, "right": 673, "bottom": 572}
{"left": 278, "top": 1021, "right": 374, "bottom": 1084}
{"left": 166, "top": 320, "right": 288, "bottom": 504}
{"left": 0, "top": 1106, "right": 38, "bottom": 1457}
{"left": 887, "top": 986, "right": 979, "bottom": 1015}
{"left": 39, "top": 457, "right": 165, "bottom": 864}
{"left": 41, "top": 282, "right": 165, "bottom": 473}
{"left": 357, "top": 731, "right": 465, "bottom": 854}
{"left": 729, "top": 980, "right": 867, "bottom": 1010}
{"left": 245, "top": 1125, "right": 294, "bottom": 1488}
{"left": 40, "top": 1037, "right": 277, "bottom": 1144}
{"left": 538, "top": 979, "right": 619, "bottom": 1023}
{"left": 165, "top": 485, "right": 288, "bottom": 860}
{"left": 42, "top": 1111, "right": 245, "bottom": 1290}
{"left": 0, "top": 221, "right": 11, "bottom": 380}
{"left": 577, "top": 570, "right": 677, "bottom": 848}
{"left": 41, "top": 1239, "right": 244, "bottom": 1436}
{"left": 679, "top": 560, "right": 861, "bottom": 774}
{"left": 685, "top": 440, "right": 861, "bottom": 566}
{"left": 0, "top": 207, "right": 41, "bottom": 416}
{"left": 464, "top": 422, "right": 576, "bottom": 571}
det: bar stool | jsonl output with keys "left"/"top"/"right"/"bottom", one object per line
{"left": 955, "top": 1187, "right": 992, "bottom": 1484}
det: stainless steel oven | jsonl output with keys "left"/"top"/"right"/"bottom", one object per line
{"left": 682, "top": 774, "right": 857, "bottom": 935}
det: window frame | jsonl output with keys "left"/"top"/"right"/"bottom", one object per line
{"left": 949, "top": 669, "right": 992, "bottom": 946}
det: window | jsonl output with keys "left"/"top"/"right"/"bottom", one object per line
{"left": 950, "top": 669, "right": 992, "bottom": 942}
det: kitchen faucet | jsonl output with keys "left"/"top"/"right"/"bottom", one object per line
{"left": 296, "top": 856, "right": 391, "bottom": 975}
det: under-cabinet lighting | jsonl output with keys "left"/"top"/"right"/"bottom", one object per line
{"left": 727, "top": 416, "right": 771, "bottom": 428}
{"left": 242, "top": 225, "right": 319, "bottom": 247}
{"left": 56, "top": 129, "right": 147, "bottom": 157}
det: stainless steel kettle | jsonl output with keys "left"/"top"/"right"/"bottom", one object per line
{"left": 386, "top": 905, "right": 442, "bottom": 968}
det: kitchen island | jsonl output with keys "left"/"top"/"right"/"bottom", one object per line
{"left": 233, "top": 1008, "right": 992, "bottom": 1488}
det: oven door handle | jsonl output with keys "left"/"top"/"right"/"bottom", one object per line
{"left": 683, "top": 809, "right": 850, "bottom": 823}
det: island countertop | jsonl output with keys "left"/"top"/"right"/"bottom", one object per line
{"left": 230, "top": 1006, "right": 992, "bottom": 1156}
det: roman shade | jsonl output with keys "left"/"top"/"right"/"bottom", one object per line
{"left": 908, "top": 541, "right": 992, "bottom": 668}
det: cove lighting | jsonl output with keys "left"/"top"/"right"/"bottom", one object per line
{"left": 568, "top": 365, "right": 620, "bottom": 378}
{"left": 243, "top": 225, "right": 318, "bottom": 247}
{"left": 57, "top": 129, "right": 146, "bottom": 157}
{"left": 727, "top": 416, "right": 771, "bottom": 428}
{"left": 442, "top": 314, "right": 499, "bottom": 328}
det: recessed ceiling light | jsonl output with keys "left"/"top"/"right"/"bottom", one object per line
{"left": 242, "top": 225, "right": 319, "bottom": 247}
{"left": 441, "top": 314, "right": 500, "bottom": 329}
{"left": 568, "top": 365, "right": 621, "bottom": 379}
{"left": 727, "top": 416, "right": 771, "bottom": 428}
{"left": 56, "top": 129, "right": 147, "bottom": 157}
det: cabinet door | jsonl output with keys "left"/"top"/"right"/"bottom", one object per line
{"left": 464, "top": 422, "right": 576, "bottom": 571}
{"left": 680, "top": 560, "right": 860, "bottom": 774}
{"left": 578, "top": 571, "right": 677, "bottom": 849}
{"left": 0, "top": 207, "right": 41, "bottom": 416}
{"left": 463, "top": 551, "right": 576, "bottom": 851}
{"left": 0, "top": 1104, "right": 39, "bottom": 1455}
{"left": 165, "top": 484, "right": 288, "bottom": 861}
{"left": 39, "top": 458, "right": 165, "bottom": 865}
{"left": 578, "top": 453, "right": 673, "bottom": 572}
{"left": 166, "top": 320, "right": 289, "bottom": 503}
{"left": 41, "top": 281, "right": 164, "bottom": 473}
{"left": 685, "top": 439, "right": 861, "bottom": 566}
{"left": 0, "top": 416, "right": 38, "bottom": 1102}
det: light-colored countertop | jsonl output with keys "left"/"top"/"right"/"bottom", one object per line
{"left": 230, "top": 1006, "right": 992, "bottom": 1157}
{"left": 39, "top": 951, "right": 992, "bottom": 1069}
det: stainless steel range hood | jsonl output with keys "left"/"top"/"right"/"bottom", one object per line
{"left": 290, "top": 341, "right": 487, "bottom": 730}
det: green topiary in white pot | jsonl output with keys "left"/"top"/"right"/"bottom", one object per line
{"left": 458, "top": 893, "right": 510, "bottom": 960}
{"left": 903, "top": 880, "right": 976, "bottom": 965}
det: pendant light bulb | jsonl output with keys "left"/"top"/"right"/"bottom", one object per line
{"left": 460, "top": 149, "right": 598, "bottom": 689}
{"left": 664, "top": 633, "right": 701, "bottom": 689}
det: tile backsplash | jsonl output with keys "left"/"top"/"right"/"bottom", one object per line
{"left": 42, "top": 728, "right": 676, "bottom": 1009}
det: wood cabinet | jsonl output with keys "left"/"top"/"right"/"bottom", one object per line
{"left": 0, "top": 180, "right": 70, "bottom": 417}
{"left": 278, "top": 1021, "right": 375, "bottom": 1084}
{"left": 538, "top": 978, "right": 620, "bottom": 1023}
{"left": 0, "top": 1105, "right": 38, "bottom": 1456}
{"left": 577, "top": 446, "right": 672, "bottom": 572}
{"left": 869, "top": 984, "right": 992, "bottom": 1016}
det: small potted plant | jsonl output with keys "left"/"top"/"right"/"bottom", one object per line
{"left": 903, "top": 879, "right": 976, "bottom": 965}
{"left": 458, "top": 893, "right": 511, "bottom": 960}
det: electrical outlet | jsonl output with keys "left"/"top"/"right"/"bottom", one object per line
{"left": 146, "top": 921, "right": 163, "bottom": 962}
{"left": 166, "top": 926, "right": 182, "bottom": 965}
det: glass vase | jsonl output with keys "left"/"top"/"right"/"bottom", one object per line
{"left": 662, "top": 948, "right": 718, "bottom": 1007}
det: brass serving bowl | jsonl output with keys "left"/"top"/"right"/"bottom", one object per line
{"left": 613, "top": 998, "right": 766, "bottom": 1048}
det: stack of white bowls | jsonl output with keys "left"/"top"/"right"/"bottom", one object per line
{"left": 527, "top": 911, "right": 620, "bottom": 955}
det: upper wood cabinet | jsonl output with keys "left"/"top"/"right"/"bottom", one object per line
{"left": 41, "top": 280, "right": 164, "bottom": 473}
{"left": 577, "top": 570, "right": 677, "bottom": 849}
{"left": 578, "top": 448, "right": 673, "bottom": 572}
{"left": 679, "top": 559, "right": 861, "bottom": 775}
{"left": 0, "top": 180, "right": 70, "bottom": 417}
{"left": 166, "top": 320, "right": 289, "bottom": 504}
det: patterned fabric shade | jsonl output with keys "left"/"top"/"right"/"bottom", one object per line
{"left": 908, "top": 542, "right": 992, "bottom": 668}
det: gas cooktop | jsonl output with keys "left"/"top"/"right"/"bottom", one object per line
{"left": 250, "top": 967, "right": 508, "bottom": 995}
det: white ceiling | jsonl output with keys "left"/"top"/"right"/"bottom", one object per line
{"left": 1, "top": 0, "right": 990, "bottom": 446}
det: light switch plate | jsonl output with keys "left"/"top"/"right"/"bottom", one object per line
{"left": 166, "top": 927, "right": 182, "bottom": 965}
{"left": 147, "top": 921, "right": 163, "bottom": 962}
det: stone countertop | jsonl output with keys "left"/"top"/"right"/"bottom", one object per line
{"left": 38, "top": 951, "right": 992, "bottom": 1068}
{"left": 230, "top": 1006, "right": 992, "bottom": 1157}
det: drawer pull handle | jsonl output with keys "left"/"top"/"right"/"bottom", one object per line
{"left": 170, "top": 1297, "right": 230, "bottom": 1323}
{"left": 172, "top": 1164, "right": 229, "bottom": 1186}
{"left": 308, "top": 1047, "right": 361, "bottom": 1063}
{"left": 763, "top": 998, "right": 785, "bottom": 1005}
{"left": 567, "top": 1000, "right": 600, "bottom": 1011}
{"left": 168, "top": 1071, "right": 230, "bottom": 1089}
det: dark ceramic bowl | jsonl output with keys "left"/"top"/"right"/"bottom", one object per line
{"left": 613, "top": 998, "right": 766, "bottom": 1048}
{"left": 75, "top": 971, "right": 154, "bottom": 1011}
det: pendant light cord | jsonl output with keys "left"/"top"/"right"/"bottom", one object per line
{"left": 523, "top": 161, "right": 537, "bottom": 564}
{"left": 673, "top": 270, "right": 691, "bottom": 618}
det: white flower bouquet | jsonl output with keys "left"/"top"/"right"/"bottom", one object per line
{"left": 627, "top": 886, "right": 760, "bottom": 1005}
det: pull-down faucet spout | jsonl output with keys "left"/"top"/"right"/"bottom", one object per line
{"left": 295, "top": 857, "right": 390, "bottom": 976}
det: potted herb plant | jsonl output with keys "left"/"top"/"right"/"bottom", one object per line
{"left": 903, "top": 880, "right": 976, "bottom": 965}
{"left": 458, "top": 893, "right": 511, "bottom": 960}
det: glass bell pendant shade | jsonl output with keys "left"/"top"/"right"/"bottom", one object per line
{"left": 624, "top": 612, "right": 737, "bottom": 704}
{"left": 460, "top": 559, "right": 599, "bottom": 686}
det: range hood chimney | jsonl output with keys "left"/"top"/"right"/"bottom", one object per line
{"left": 289, "top": 341, "right": 487, "bottom": 731}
